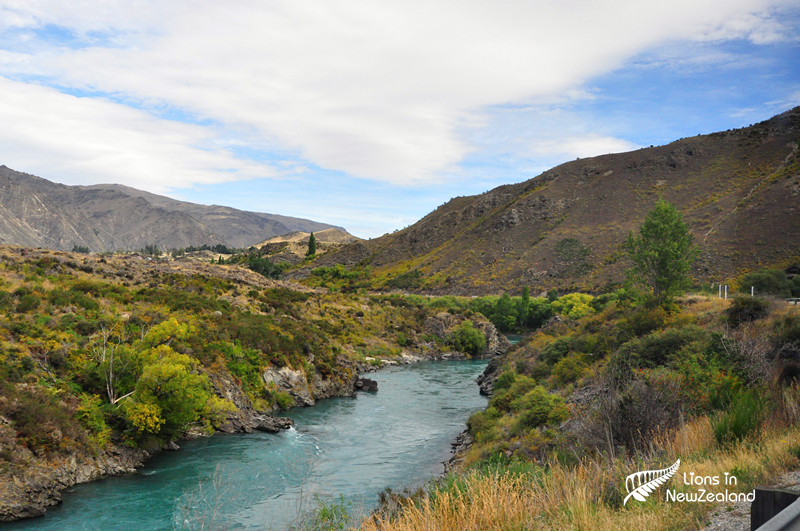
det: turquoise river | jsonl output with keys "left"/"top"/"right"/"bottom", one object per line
{"left": 1, "top": 359, "right": 488, "bottom": 531}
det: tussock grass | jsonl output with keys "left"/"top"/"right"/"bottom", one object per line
{"left": 360, "top": 415, "right": 800, "bottom": 531}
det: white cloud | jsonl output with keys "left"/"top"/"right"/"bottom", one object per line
{"left": 0, "top": 0, "right": 797, "bottom": 187}
{"left": 0, "top": 77, "right": 274, "bottom": 192}
{"left": 766, "top": 89, "right": 800, "bottom": 110}
{"left": 528, "top": 135, "right": 639, "bottom": 161}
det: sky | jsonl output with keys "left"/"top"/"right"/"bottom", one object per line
{"left": 0, "top": 1, "right": 798, "bottom": 238}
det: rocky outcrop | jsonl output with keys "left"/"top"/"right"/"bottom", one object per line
{"left": 208, "top": 372, "right": 294, "bottom": 433}
{"left": 262, "top": 358, "right": 358, "bottom": 408}
{"left": 355, "top": 377, "right": 378, "bottom": 392}
{"left": 0, "top": 444, "right": 148, "bottom": 521}
{"left": 445, "top": 430, "right": 474, "bottom": 472}
{"left": 476, "top": 356, "right": 503, "bottom": 396}
{"left": 476, "top": 321, "right": 511, "bottom": 357}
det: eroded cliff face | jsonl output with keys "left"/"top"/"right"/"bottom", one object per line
{"left": 261, "top": 359, "right": 358, "bottom": 408}
{"left": 0, "top": 433, "right": 148, "bottom": 521}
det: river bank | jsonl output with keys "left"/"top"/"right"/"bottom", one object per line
{"left": 1, "top": 360, "right": 490, "bottom": 531}
{"left": 0, "top": 322, "right": 507, "bottom": 524}
{"left": 0, "top": 247, "right": 511, "bottom": 524}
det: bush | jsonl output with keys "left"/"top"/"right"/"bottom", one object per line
{"left": 15, "top": 294, "right": 40, "bottom": 313}
{"left": 713, "top": 389, "right": 768, "bottom": 444}
{"left": 551, "top": 354, "right": 587, "bottom": 385}
{"left": 524, "top": 298, "right": 553, "bottom": 329}
{"left": 512, "top": 386, "right": 569, "bottom": 432}
{"left": 386, "top": 270, "right": 423, "bottom": 289}
{"left": 617, "top": 306, "right": 669, "bottom": 336}
{"left": 447, "top": 320, "right": 486, "bottom": 357}
{"left": 491, "top": 375, "right": 538, "bottom": 412}
{"left": 467, "top": 406, "right": 502, "bottom": 435}
{"left": 620, "top": 325, "right": 709, "bottom": 368}
{"left": 77, "top": 394, "right": 112, "bottom": 448}
{"left": 595, "top": 377, "right": 684, "bottom": 452}
{"left": 726, "top": 297, "right": 770, "bottom": 327}
{"left": 739, "top": 269, "right": 795, "bottom": 298}
{"left": 0, "top": 383, "right": 86, "bottom": 454}
{"left": 493, "top": 370, "right": 518, "bottom": 392}
{"left": 551, "top": 293, "right": 594, "bottom": 320}
{"left": 541, "top": 336, "right": 572, "bottom": 365}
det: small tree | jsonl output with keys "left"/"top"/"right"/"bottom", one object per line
{"left": 625, "top": 199, "right": 698, "bottom": 304}
{"left": 307, "top": 232, "right": 317, "bottom": 257}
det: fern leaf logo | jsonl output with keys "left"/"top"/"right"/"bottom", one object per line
{"left": 623, "top": 459, "right": 680, "bottom": 505}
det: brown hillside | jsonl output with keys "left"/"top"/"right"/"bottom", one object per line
{"left": 256, "top": 228, "right": 360, "bottom": 264}
{"left": 295, "top": 107, "right": 800, "bottom": 294}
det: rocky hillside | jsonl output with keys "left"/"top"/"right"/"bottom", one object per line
{"left": 296, "top": 107, "right": 800, "bottom": 294}
{"left": 0, "top": 167, "right": 341, "bottom": 252}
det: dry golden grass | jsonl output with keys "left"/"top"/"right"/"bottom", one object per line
{"left": 359, "top": 416, "right": 800, "bottom": 531}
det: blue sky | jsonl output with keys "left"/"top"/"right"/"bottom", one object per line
{"left": 0, "top": 1, "right": 798, "bottom": 238}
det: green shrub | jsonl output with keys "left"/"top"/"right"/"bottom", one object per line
{"left": 386, "top": 270, "right": 423, "bottom": 289}
{"left": 77, "top": 394, "right": 112, "bottom": 449}
{"left": 447, "top": 320, "right": 486, "bottom": 357}
{"left": 541, "top": 336, "right": 572, "bottom": 365}
{"left": 620, "top": 325, "right": 709, "bottom": 368}
{"left": 307, "top": 494, "right": 352, "bottom": 531}
{"left": 551, "top": 293, "right": 594, "bottom": 320}
{"left": 0, "top": 383, "right": 85, "bottom": 453}
{"left": 773, "top": 315, "right": 800, "bottom": 346}
{"left": 512, "top": 386, "right": 569, "bottom": 432}
{"left": 491, "top": 375, "right": 538, "bottom": 412}
{"left": 726, "top": 297, "right": 770, "bottom": 327}
{"left": 713, "top": 389, "right": 768, "bottom": 444}
{"left": 0, "top": 289, "right": 11, "bottom": 310}
{"left": 551, "top": 354, "right": 587, "bottom": 385}
{"left": 590, "top": 288, "right": 640, "bottom": 312}
{"left": 618, "top": 306, "right": 669, "bottom": 336}
{"left": 529, "top": 361, "right": 551, "bottom": 381}
{"left": 524, "top": 298, "right": 553, "bottom": 329}
{"left": 273, "top": 391, "right": 294, "bottom": 410}
{"left": 738, "top": 269, "right": 793, "bottom": 298}
{"left": 467, "top": 406, "right": 502, "bottom": 435}
{"left": 493, "top": 370, "right": 518, "bottom": 392}
{"left": 15, "top": 294, "right": 40, "bottom": 313}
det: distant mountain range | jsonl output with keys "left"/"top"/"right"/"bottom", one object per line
{"left": 296, "top": 107, "right": 800, "bottom": 294}
{"left": 0, "top": 167, "right": 342, "bottom": 252}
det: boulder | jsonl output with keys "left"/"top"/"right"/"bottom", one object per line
{"left": 355, "top": 377, "right": 378, "bottom": 392}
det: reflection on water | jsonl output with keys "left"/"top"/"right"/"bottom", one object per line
{"left": 1, "top": 360, "right": 488, "bottom": 531}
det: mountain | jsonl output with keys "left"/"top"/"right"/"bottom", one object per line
{"left": 0, "top": 167, "right": 342, "bottom": 252}
{"left": 296, "top": 107, "right": 800, "bottom": 294}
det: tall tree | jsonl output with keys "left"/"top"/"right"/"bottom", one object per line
{"left": 307, "top": 232, "right": 317, "bottom": 257}
{"left": 625, "top": 199, "right": 698, "bottom": 304}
